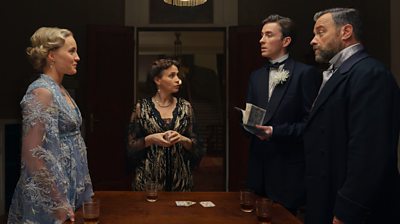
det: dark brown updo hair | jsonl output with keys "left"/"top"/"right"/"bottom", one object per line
{"left": 147, "top": 58, "right": 180, "bottom": 92}
{"left": 26, "top": 27, "right": 73, "bottom": 72}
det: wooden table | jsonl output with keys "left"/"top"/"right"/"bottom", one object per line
{"left": 66, "top": 191, "right": 302, "bottom": 224}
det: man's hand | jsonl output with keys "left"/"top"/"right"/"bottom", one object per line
{"left": 255, "top": 125, "right": 273, "bottom": 140}
{"left": 332, "top": 216, "right": 344, "bottom": 224}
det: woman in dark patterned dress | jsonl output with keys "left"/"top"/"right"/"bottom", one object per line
{"left": 127, "top": 58, "right": 204, "bottom": 191}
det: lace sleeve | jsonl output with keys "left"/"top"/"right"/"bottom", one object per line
{"left": 20, "top": 88, "right": 71, "bottom": 220}
{"left": 127, "top": 102, "right": 147, "bottom": 167}
{"left": 184, "top": 103, "right": 206, "bottom": 170}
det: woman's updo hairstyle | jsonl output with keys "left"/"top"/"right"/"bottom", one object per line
{"left": 147, "top": 58, "right": 180, "bottom": 92}
{"left": 26, "top": 27, "right": 73, "bottom": 72}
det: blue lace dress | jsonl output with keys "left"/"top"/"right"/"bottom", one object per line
{"left": 7, "top": 74, "right": 93, "bottom": 224}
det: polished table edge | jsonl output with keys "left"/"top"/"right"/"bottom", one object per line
{"left": 65, "top": 191, "right": 303, "bottom": 224}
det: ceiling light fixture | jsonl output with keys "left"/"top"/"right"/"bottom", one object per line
{"left": 163, "top": 0, "right": 207, "bottom": 7}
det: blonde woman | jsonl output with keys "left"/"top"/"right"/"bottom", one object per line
{"left": 7, "top": 27, "right": 93, "bottom": 223}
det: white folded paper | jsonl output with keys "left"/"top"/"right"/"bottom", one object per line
{"left": 175, "top": 201, "right": 196, "bottom": 207}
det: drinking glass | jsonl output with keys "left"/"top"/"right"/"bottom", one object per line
{"left": 146, "top": 181, "right": 158, "bottom": 202}
{"left": 83, "top": 198, "right": 100, "bottom": 224}
{"left": 256, "top": 197, "right": 273, "bottom": 224}
{"left": 240, "top": 189, "right": 255, "bottom": 212}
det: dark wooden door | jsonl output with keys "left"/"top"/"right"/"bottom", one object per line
{"left": 86, "top": 25, "right": 135, "bottom": 190}
{"left": 228, "top": 26, "right": 265, "bottom": 191}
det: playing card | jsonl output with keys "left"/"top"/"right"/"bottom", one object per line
{"left": 199, "top": 201, "right": 216, "bottom": 207}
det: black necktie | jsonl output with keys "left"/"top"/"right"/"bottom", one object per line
{"left": 268, "top": 60, "right": 286, "bottom": 69}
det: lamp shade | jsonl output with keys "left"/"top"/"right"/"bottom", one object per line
{"left": 163, "top": 0, "right": 207, "bottom": 7}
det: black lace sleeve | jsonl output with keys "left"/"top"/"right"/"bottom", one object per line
{"left": 127, "top": 101, "right": 147, "bottom": 168}
{"left": 184, "top": 101, "right": 206, "bottom": 170}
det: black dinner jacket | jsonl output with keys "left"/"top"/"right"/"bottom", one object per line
{"left": 303, "top": 50, "right": 400, "bottom": 224}
{"left": 246, "top": 57, "right": 321, "bottom": 209}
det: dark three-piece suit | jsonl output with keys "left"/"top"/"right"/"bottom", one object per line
{"left": 246, "top": 57, "right": 321, "bottom": 210}
{"left": 303, "top": 50, "right": 400, "bottom": 224}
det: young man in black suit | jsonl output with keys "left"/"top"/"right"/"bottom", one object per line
{"left": 245, "top": 14, "right": 321, "bottom": 214}
{"left": 305, "top": 8, "right": 400, "bottom": 224}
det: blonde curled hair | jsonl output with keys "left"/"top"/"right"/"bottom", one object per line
{"left": 26, "top": 27, "right": 73, "bottom": 72}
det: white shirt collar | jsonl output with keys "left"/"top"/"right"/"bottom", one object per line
{"left": 269, "top": 54, "right": 289, "bottom": 64}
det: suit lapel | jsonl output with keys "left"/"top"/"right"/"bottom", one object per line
{"left": 309, "top": 70, "right": 346, "bottom": 116}
{"left": 255, "top": 65, "right": 270, "bottom": 110}
{"left": 264, "top": 58, "right": 295, "bottom": 124}
{"left": 307, "top": 50, "right": 369, "bottom": 125}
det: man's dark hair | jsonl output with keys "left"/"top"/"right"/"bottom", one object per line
{"left": 314, "top": 8, "right": 363, "bottom": 41}
{"left": 262, "top": 14, "right": 296, "bottom": 51}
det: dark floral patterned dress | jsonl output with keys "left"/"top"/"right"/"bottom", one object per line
{"left": 127, "top": 97, "right": 204, "bottom": 191}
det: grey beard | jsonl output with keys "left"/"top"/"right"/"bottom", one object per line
{"left": 316, "top": 49, "right": 337, "bottom": 63}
